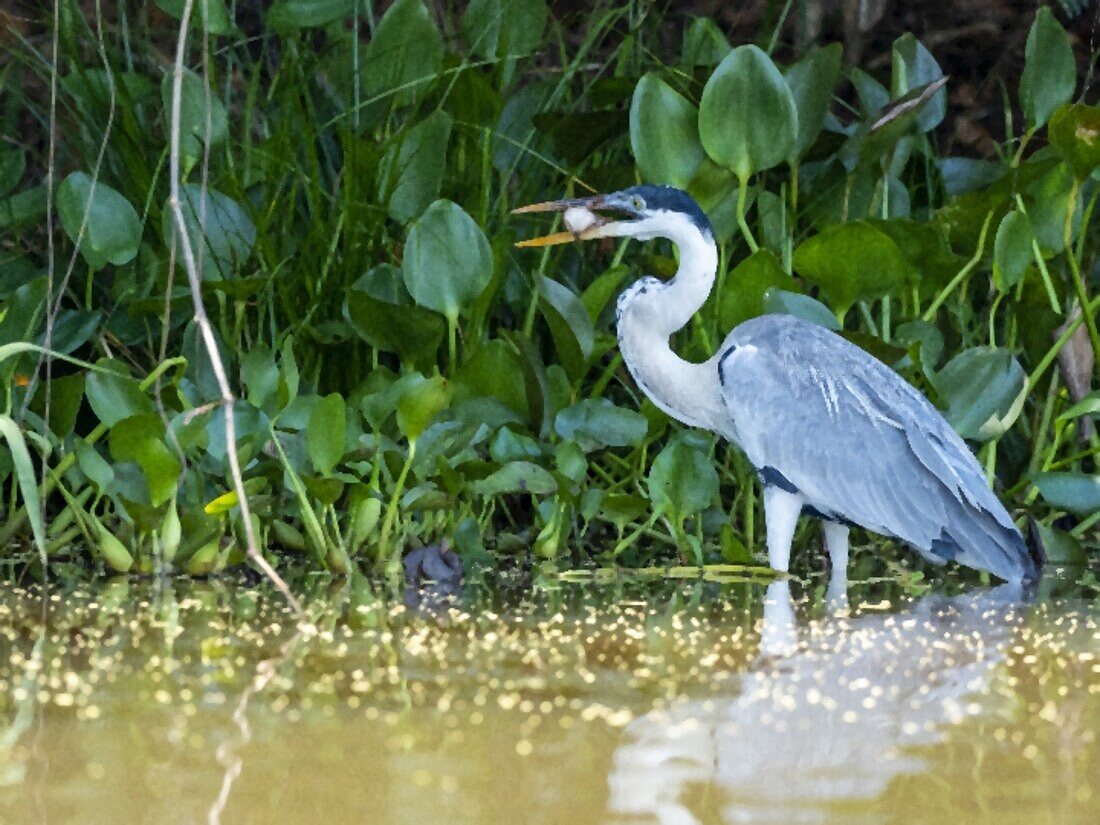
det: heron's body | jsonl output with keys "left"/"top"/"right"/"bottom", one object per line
{"left": 517, "top": 185, "right": 1042, "bottom": 584}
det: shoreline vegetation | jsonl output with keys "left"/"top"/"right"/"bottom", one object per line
{"left": 0, "top": 1, "right": 1097, "bottom": 601}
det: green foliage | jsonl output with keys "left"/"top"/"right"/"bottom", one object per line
{"left": 1021, "top": 7, "right": 1076, "bottom": 128}
{"left": 699, "top": 45, "right": 797, "bottom": 181}
{"left": 0, "top": 2, "right": 1095, "bottom": 580}
{"left": 57, "top": 173, "right": 141, "bottom": 270}
{"left": 630, "top": 74, "right": 704, "bottom": 188}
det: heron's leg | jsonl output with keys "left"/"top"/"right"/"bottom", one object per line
{"left": 760, "top": 579, "right": 797, "bottom": 658}
{"left": 763, "top": 485, "right": 802, "bottom": 572}
{"left": 823, "top": 521, "right": 850, "bottom": 613}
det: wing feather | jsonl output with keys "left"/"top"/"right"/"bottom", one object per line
{"left": 717, "top": 315, "right": 1038, "bottom": 583}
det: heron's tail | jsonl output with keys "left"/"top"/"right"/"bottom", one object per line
{"left": 941, "top": 503, "right": 1044, "bottom": 585}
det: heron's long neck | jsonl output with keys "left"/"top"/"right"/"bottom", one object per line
{"left": 616, "top": 224, "right": 725, "bottom": 432}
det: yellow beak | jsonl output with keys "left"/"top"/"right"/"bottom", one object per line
{"left": 511, "top": 196, "right": 608, "bottom": 248}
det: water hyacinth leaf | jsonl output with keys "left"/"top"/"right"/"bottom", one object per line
{"left": 266, "top": 0, "right": 355, "bottom": 29}
{"left": 718, "top": 250, "right": 796, "bottom": 331}
{"left": 1031, "top": 521, "right": 1086, "bottom": 566}
{"left": 344, "top": 288, "right": 445, "bottom": 367}
{"left": 699, "top": 45, "right": 797, "bottom": 180}
{"left": 162, "top": 185, "right": 256, "bottom": 280}
{"left": 403, "top": 200, "right": 492, "bottom": 322}
{"left": 630, "top": 74, "right": 705, "bottom": 188}
{"left": 381, "top": 110, "right": 452, "bottom": 224}
{"left": 109, "top": 413, "right": 182, "bottom": 507}
{"left": 85, "top": 364, "right": 153, "bottom": 426}
{"left": 1048, "top": 103, "right": 1100, "bottom": 180}
{"left": 783, "top": 42, "right": 843, "bottom": 160}
{"left": 538, "top": 275, "right": 594, "bottom": 381}
{"left": 456, "top": 339, "right": 528, "bottom": 418}
{"left": 932, "top": 347, "right": 1027, "bottom": 441}
{"left": 1021, "top": 7, "right": 1075, "bottom": 128}
{"left": 681, "top": 17, "right": 731, "bottom": 67}
{"left": 648, "top": 438, "right": 719, "bottom": 520}
{"left": 462, "top": 0, "right": 547, "bottom": 62}
{"left": 307, "top": 393, "right": 346, "bottom": 477}
{"left": 156, "top": 0, "right": 233, "bottom": 33}
{"left": 993, "top": 210, "right": 1034, "bottom": 292}
{"left": 396, "top": 375, "right": 451, "bottom": 443}
{"left": 851, "top": 68, "right": 890, "bottom": 118}
{"left": 360, "top": 0, "right": 442, "bottom": 113}
{"left": 0, "top": 185, "right": 46, "bottom": 230}
{"left": 161, "top": 70, "right": 228, "bottom": 172}
{"left": 1027, "top": 161, "right": 1079, "bottom": 253}
{"left": 76, "top": 441, "right": 115, "bottom": 491}
{"left": 489, "top": 427, "right": 544, "bottom": 464}
{"left": 1031, "top": 472, "right": 1100, "bottom": 516}
{"left": 762, "top": 288, "right": 841, "bottom": 330}
{"left": 792, "top": 221, "right": 912, "bottom": 317}
{"left": 555, "top": 399, "right": 647, "bottom": 452}
{"left": 472, "top": 461, "right": 558, "bottom": 496}
{"left": 240, "top": 345, "right": 280, "bottom": 412}
{"left": 891, "top": 34, "right": 946, "bottom": 133}
{"left": 57, "top": 172, "right": 142, "bottom": 270}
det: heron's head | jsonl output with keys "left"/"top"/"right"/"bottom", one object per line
{"left": 512, "top": 184, "right": 713, "bottom": 248}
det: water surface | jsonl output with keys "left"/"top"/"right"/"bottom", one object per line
{"left": 0, "top": 570, "right": 1096, "bottom": 824}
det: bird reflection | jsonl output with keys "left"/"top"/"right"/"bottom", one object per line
{"left": 607, "top": 571, "right": 1031, "bottom": 824}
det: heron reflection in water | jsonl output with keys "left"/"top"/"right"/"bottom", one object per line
{"left": 606, "top": 571, "right": 1032, "bottom": 824}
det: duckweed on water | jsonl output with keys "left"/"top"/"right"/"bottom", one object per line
{"left": 0, "top": 572, "right": 1097, "bottom": 823}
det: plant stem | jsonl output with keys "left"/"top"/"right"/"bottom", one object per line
{"left": 380, "top": 440, "right": 417, "bottom": 572}
{"left": 736, "top": 176, "right": 758, "bottom": 254}
{"left": 922, "top": 211, "right": 993, "bottom": 321}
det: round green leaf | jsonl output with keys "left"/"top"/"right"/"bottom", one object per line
{"left": 108, "top": 413, "right": 182, "bottom": 507}
{"left": 1048, "top": 103, "right": 1100, "bottom": 180}
{"left": 307, "top": 393, "right": 346, "bottom": 477}
{"left": 1032, "top": 472, "right": 1100, "bottom": 516}
{"left": 162, "top": 185, "right": 256, "bottom": 280}
{"left": 699, "top": 45, "right": 797, "bottom": 180}
{"left": 992, "top": 210, "right": 1033, "bottom": 292}
{"left": 1021, "top": 7, "right": 1075, "bottom": 128}
{"left": 931, "top": 347, "right": 1027, "bottom": 441}
{"left": 380, "top": 110, "right": 452, "bottom": 224}
{"left": 472, "top": 461, "right": 558, "bottom": 496}
{"left": 267, "top": 0, "right": 355, "bottom": 30}
{"left": 630, "top": 73, "right": 705, "bottom": 188}
{"left": 161, "top": 70, "right": 228, "bottom": 172}
{"left": 783, "top": 43, "right": 842, "bottom": 160}
{"left": 554, "top": 399, "right": 647, "bottom": 453}
{"left": 647, "top": 438, "right": 719, "bottom": 520}
{"left": 403, "top": 200, "right": 492, "bottom": 322}
{"left": 462, "top": 0, "right": 547, "bottom": 61}
{"left": 360, "top": 0, "right": 442, "bottom": 114}
{"left": 718, "top": 250, "right": 796, "bottom": 330}
{"left": 890, "top": 34, "right": 945, "bottom": 133}
{"left": 156, "top": 0, "right": 233, "bottom": 33}
{"left": 396, "top": 375, "right": 452, "bottom": 443}
{"left": 57, "top": 172, "right": 141, "bottom": 270}
{"left": 681, "top": 17, "right": 731, "bottom": 68}
{"left": 791, "top": 221, "right": 913, "bottom": 317}
{"left": 761, "top": 288, "right": 840, "bottom": 331}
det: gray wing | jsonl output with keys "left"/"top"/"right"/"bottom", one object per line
{"left": 716, "top": 315, "right": 1038, "bottom": 583}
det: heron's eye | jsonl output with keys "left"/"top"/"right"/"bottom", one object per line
{"left": 631, "top": 196, "right": 644, "bottom": 210}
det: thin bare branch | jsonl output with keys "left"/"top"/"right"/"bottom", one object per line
{"left": 167, "top": 0, "right": 302, "bottom": 617}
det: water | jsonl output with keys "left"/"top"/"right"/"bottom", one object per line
{"left": 0, "top": 569, "right": 1096, "bottom": 824}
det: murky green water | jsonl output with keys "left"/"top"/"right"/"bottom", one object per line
{"left": 0, "top": 570, "right": 1096, "bottom": 824}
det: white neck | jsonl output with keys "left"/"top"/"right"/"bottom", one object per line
{"left": 612, "top": 212, "right": 726, "bottom": 432}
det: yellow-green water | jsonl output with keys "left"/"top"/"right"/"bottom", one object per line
{"left": 0, "top": 571, "right": 1096, "bottom": 824}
